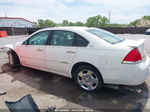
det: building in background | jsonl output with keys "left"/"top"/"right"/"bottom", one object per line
{"left": 0, "top": 17, "right": 36, "bottom": 28}
{"left": 137, "top": 19, "right": 150, "bottom": 27}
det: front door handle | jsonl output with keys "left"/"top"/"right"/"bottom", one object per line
{"left": 66, "top": 51, "right": 76, "bottom": 54}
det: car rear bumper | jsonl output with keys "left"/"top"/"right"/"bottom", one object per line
{"left": 129, "top": 55, "right": 150, "bottom": 85}
{"left": 103, "top": 55, "right": 150, "bottom": 85}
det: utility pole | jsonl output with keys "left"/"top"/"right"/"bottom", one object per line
{"left": 5, "top": 12, "right": 7, "bottom": 17}
{"left": 109, "top": 10, "right": 111, "bottom": 24}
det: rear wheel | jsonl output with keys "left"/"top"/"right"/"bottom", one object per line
{"left": 74, "top": 65, "right": 103, "bottom": 92}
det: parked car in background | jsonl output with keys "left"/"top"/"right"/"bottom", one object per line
{"left": 2, "top": 27, "right": 150, "bottom": 92}
{"left": 145, "top": 28, "right": 150, "bottom": 35}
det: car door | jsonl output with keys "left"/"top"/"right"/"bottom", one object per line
{"left": 19, "top": 31, "right": 50, "bottom": 69}
{"left": 45, "top": 30, "right": 77, "bottom": 76}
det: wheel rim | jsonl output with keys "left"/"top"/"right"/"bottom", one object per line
{"left": 9, "top": 54, "right": 13, "bottom": 65}
{"left": 77, "top": 69, "right": 99, "bottom": 91}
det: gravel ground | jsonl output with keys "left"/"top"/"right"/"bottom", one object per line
{"left": 0, "top": 34, "right": 150, "bottom": 112}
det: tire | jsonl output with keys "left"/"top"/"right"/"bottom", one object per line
{"left": 74, "top": 65, "right": 103, "bottom": 92}
{"left": 8, "top": 50, "right": 20, "bottom": 67}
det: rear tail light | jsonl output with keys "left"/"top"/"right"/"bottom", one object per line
{"left": 122, "top": 48, "right": 142, "bottom": 64}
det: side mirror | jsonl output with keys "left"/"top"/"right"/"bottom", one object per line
{"left": 22, "top": 41, "right": 28, "bottom": 45}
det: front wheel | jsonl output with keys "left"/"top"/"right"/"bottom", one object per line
{"left": 8, "top": 51, "right": 20, "bottom": 67}
{"left": 74, "top": 65, "right": 103, "bottom": 92}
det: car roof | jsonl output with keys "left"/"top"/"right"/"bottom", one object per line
{"left": 29, "top": 26, "right": 112, "bottom": 46}
{"left": 39, "top": 26, "right": 90, "bottom": 32}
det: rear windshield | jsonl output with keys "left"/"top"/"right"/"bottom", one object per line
{"left": 87, "top": 29, "right": 124, "bottom": 44}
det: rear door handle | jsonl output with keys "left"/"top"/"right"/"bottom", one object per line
{"left": 36, "top": 48, "right": 44, "bottom": 52}
{"left": 66, "top": 51, "right": 76, "bottom": 54}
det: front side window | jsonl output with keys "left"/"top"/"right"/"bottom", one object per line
{"left": 28, "top": 31, "right": 50, "bottom": 45}
{"left": 87, "top": 29, "right": 124, "bottom": 44}
{"left": 50, "top": 31, "right": 75, "bottom": 46}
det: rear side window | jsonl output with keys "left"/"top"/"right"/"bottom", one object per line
{"left": 50, "top": 31, "right": 75, "bottom": 46}
{"left": 76, "top": 34, "right": 88, "bottom": 47}
{"left": 87, "top": 29, "right": 124, "bottom": 44}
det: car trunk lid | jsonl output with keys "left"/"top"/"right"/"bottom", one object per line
{"left": 118, "top": 39, "right": 146, "bottom": 62}
{"left": 126, "top": 39, "right": 145, "bottom": 60}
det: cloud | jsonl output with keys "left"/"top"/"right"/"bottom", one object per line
{"left": 84, "top": 0, "right": 150, "bottom": 7}
{"left": 0, "top": 0, "right": 149, "bottom": 24}
{"left": 60, "top": 0, "right": 75, "bottom": 3}
{"left": 0, "top": 0, "right": 68, "bottom": 21}
{"left": 83, "top": 0, "right": 150, "bottom": 23}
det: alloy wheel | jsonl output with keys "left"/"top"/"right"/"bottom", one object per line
{"left": 77, "top": 69, "right": 99, "bottom": 91}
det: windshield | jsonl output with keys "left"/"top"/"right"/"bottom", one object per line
{"left": 87, "top": 29, "right": 124, "bottom": 44}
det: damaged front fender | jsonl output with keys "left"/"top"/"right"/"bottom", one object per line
{"left": 0, "top": 44, "right": 15, "bottom": 53}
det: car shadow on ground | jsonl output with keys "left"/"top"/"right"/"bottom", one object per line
{"left": 0, "top": 63, "right": 149, "bottom": 112}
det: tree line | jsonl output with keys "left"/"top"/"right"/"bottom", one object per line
{"left": 37, "top": 15, "right": 150, "bottom": 28}
{"left": 129, "top": 16, "right": 150, "bottom": 27}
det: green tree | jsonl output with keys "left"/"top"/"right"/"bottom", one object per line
{"left": 37, "top": 19, "right": 45, "bottom": 27}
{"left": 142, "top": 16, "right": 150, "bottom": 20}
{"left": 44, "top": 19, "right": 56, "bottom": 27}
{"left": 62, "top": 20, "right": 70, "bottom": 26}
{"left": 86, "top": 15, "right": 109, "bottom": 27}
{"left": 74, "top": 21, "right": 85, "bottom": 26}
{"left": 69, "top": 22, "right": 75, "bottom": 26}
{"left": 129, "top": 19, "right": 140, "bottom": 27}
{"left": 61, "top": 20, "right": 85, "bottom": 26}
{"left": 37, "top": 19, "right": 56, "bottom": 27}
{"left": 129, "top": 16, "right": 150, "bottom": 27}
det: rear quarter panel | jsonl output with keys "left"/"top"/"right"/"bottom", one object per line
{"left": 69, "top": 46, "right": 130, "bottom": 84}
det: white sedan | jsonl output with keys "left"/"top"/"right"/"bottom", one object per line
{"left": 2, "top": 27, "right": 150, "bottom": 92}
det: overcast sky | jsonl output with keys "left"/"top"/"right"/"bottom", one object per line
{"left": 0, "top": 0, "right": 149, "bottom": 24}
